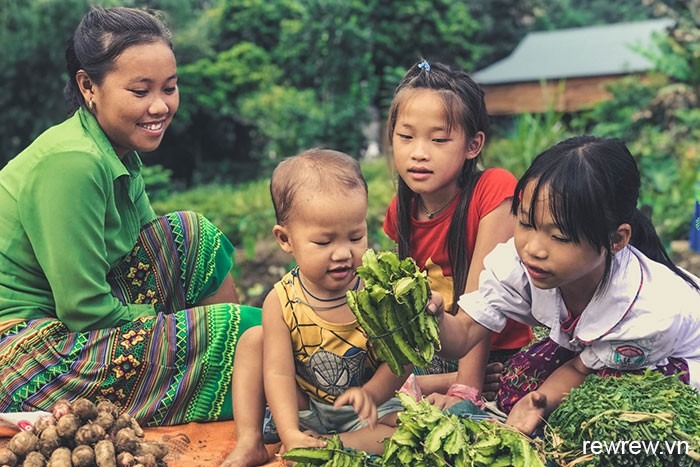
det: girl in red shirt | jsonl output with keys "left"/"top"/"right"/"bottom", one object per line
{"left": 383, "top": 59, "right": 532, "bottom": 408}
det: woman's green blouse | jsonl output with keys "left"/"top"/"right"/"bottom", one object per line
{"left": 0, "top": 108, "right": 158, "bottom": 332}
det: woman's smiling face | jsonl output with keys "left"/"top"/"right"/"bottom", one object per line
{"left": 89, "top": 40, "right": 179, "bottom": 158}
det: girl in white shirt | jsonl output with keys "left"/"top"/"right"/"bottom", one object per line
{"left": 431, "top": 135, "right": 700, "bottom": 435}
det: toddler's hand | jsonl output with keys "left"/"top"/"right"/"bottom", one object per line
{"left": 279, "top": 428, "right": 326, "bottom": 454}
{"left": 334, "top": 387, "right": 377, "bottom": 429}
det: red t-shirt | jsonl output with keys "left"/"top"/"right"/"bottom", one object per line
{"left": 383, "top": 168, "right": 532, "bottom": 350}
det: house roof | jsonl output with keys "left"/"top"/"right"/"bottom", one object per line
{"left": 472, "top": 18, "right": 674, "bottom": 85}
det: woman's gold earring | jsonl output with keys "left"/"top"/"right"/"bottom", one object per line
{"left": 88, "top": 99, "right": 94, "bottom": 112}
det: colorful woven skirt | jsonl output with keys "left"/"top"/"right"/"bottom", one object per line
{"left": 0, "top": 211, "right": 261, "bottom": 426}
{"left": 496, "top": 337, "right": 689, "bottom": 414}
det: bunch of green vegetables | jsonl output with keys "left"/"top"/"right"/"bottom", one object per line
{"left": 282, "top": 434, "right": 381, "bottom": 466}
{"left": 545, "top": 370, "right": 700, "bottom": 466}
{"left": 282, "top": 393, "right": 546, "bottom": 466}
{"left": 347, "top": 249, "right": 440, "bottom": 376}
{"left": 383, "top": 392, "right": 546, "bottom": 467}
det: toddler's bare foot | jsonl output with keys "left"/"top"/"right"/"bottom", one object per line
{"left": 220, "top": 437, "right": 270, "bottom": 467}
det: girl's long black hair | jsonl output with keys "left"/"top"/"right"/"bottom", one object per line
{"left": 513, "top": 135, "right": 698, "bottom": 291}
{"left": 386, "top": 60, "right": 490, "bottom": 309}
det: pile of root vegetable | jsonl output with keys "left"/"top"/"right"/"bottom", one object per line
{"left": 282, "top": 392, "right": 546, "bottom": 466}
{"left": 0, "top": 398, "right": 167, "bottom": 467}
{"left": 545, "top": 370, "right": 700, "bottom": 466}
{"left": 347, "top": 249, "right": 441, "bottom": 376}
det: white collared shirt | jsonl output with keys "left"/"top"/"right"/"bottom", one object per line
{"left": 458, "top": 239, "right": 700, "bottom": 386}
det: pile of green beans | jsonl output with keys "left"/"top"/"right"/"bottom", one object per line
{"left": 545, "top": 370, "right": 700, "bottom": 466}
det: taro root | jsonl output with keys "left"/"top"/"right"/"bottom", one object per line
{"left": 0, "top": 446, "right": 18, "bottom": 467}
{"left": 96, "top": 401, "right": 120, "bottom": 420}
{"left": 114, "top": 428, "right": 139, "bottom": 454}
{"left": 116, "top": 451, "right": 136, "bottom": 467}
{"left": 72, "top": 398, "right": 98, "bottom": 422}
{"left": 51, "top": 400, "right": 73, "bottom": 420}
{"left": 129, "top": 419, "right": 144, "bottom": 439}
{"left": 109, "top": 415, "right": 132, "bottom": 439}
{"left": 74, "top": 422, "right": 106, "bottom": 446}
{"left": 94, "top": 412, "right": 115, "bottom": 432}
{"left": 94, "top": 439, "right": 117, "bottom": 467}
{"left": 2, "top": 399, "right": 167, "bottom": 467}
{"left": 32, "top": 416, "right": 57, "bottom": 437}
{"left": 56, "top": 413, "right": 81, "bottom": 439}
{"left": 47, "top": 446, "right": 72, "bottom": 467}
{"left": 133, "top": 452, "right": 156, "bottom": 467}
{"left": 135, "top": 442, "right": 167, "bottom": 462}
{"left": 72, "top": 444, "right": 96, "bottom": 467}
{"left": 39, "top": 425, "right": 64, "bottom": 458}
{"left": 23, "top": 451, "right": 47, "bottom": 467}
{"left": 7, "top": 429, "right": 40, "bottom": 457}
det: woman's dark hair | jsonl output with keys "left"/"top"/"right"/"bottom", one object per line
{"left": 64, "top": 6, "right": 173, "bottom": 112}
{"left": 513, "top": 135, "right": 698, "bottom": 291}
{"left": 387, "top": 60, "right": 490, "bottom": 309}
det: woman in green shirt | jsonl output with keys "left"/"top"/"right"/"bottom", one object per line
{"left": 0, "top": 6, "right": 260, "bottom": 426}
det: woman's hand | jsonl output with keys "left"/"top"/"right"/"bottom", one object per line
{"left": 505, "top": 391, "right": 547, "bottom": 436}
{"left": 334, "top": 387, "right": 378, "bottom": 429}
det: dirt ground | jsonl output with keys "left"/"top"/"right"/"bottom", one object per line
{"left": 236, "top": 240, "right": 700, "bottom": 309}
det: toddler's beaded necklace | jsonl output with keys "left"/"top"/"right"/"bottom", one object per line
{"left": 291, "top": 267, "right": 361, "bottom": 311}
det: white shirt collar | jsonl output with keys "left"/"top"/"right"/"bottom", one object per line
{"left": 574, "top": 247, "right": 643, "bottom": 343}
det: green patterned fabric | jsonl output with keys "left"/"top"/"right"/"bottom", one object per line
{"left": 0, "top": 211, "right": 261, "bottom": 425}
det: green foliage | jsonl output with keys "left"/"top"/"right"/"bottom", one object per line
{"left": 484, "top": 105, "right": 572, "bottom": 178}
{"left": 530, "top": 0, "right": 654, "bottom": 30}
{"left": 546, "top": 371, "right": 700, "bottom": 466}
{"left": 238, "top": 86, "right": 330, "bottom": 166}
{"left": 364, "top": 158, "right": 397, "bottom": 251}
{"left": 176, "top": 42, "right": 280, "bottom": 126}
{"left": 576, "top": 76, "right": 659, "bottom": 141}
{"left": 216, "top": 0, "right": 304, "bottom": 52}
{"left": 576, "top": 1, "right": 700, "bottom": 243}
{"left": 141, "top": 164, "right": 175, "bottom": 203}
{"left": 0, "top": 0, "right": 92, "bottom": 165}
{"left": 150, "top": 180, "right": 274, "bottom": 260}
{"left": 641, "top": 0, "right": 700, "bottom": 85}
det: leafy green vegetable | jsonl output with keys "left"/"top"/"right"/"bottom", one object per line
{"left": 383, "top": 393, "right": 546, "bottom": 466}
{"left": 347, "top": 249, "right": 441, "bottom": 375}
{"left": 545, "top": 370, "right": 700, "bottom": 466}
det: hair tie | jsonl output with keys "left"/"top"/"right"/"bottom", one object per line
{"left": 417, "top": 59, "right": 431, "bottom": 72}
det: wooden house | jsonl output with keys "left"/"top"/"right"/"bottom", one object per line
{"left": 472, "top": 18, "right": 674, "bottom": 116}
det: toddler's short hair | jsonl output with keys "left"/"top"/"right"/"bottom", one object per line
{"left": 270, "top": 148, "right": 367, "bottom": 225}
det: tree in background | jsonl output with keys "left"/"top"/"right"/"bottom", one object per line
{"left": 0, "top": 0, "right": 89, "bottom": 166}
{"left": 1, "top": 0, "right": 663, "bottom": 185}
{"left": 581, "top": 0, "right": 700, "bottom": 242}
{"left": 529, "top": 0, "right": 654, "bottom": 30}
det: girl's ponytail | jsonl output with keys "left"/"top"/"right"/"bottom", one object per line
{"left": 629, "top": 208, "right": 699, "bottom": 289}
